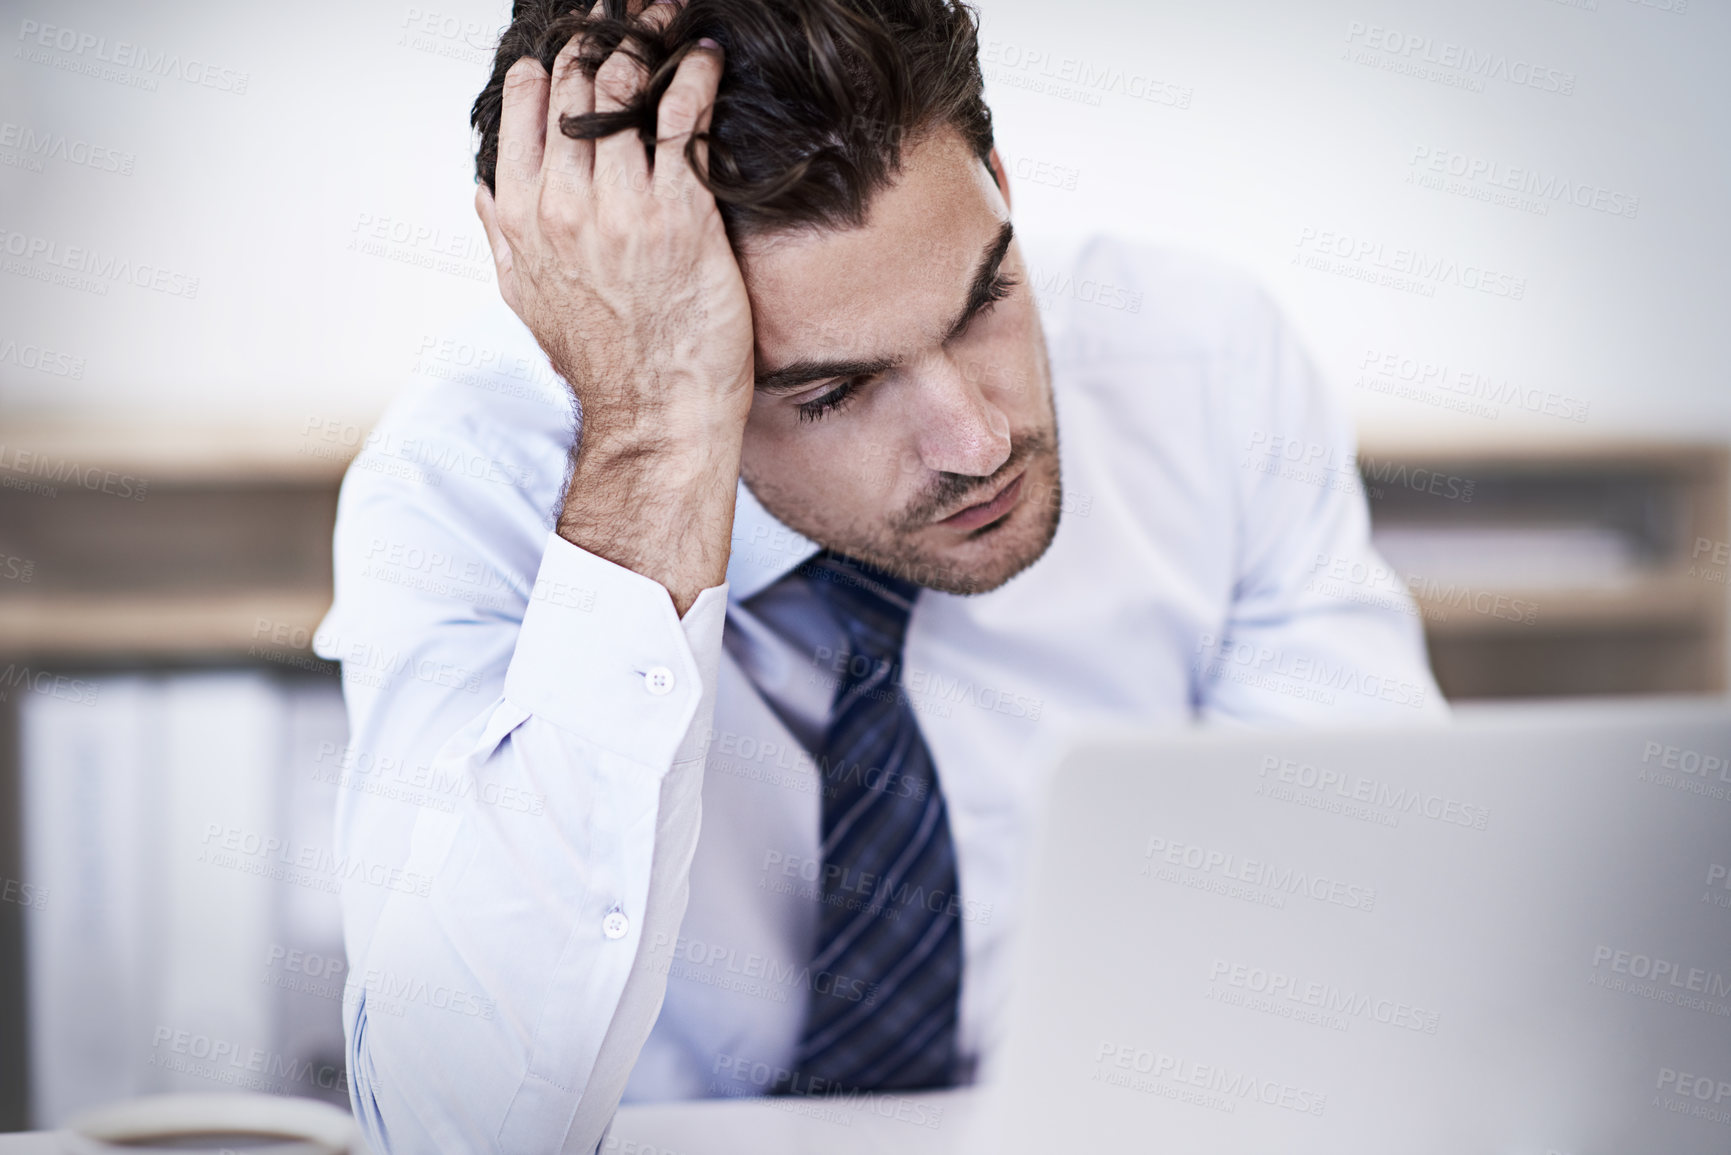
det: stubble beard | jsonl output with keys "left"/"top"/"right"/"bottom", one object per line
{"left": 746, "top": 418, "right": 1064, "bottom": 597}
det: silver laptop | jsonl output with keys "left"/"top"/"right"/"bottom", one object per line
{"left": 966, "top": 697, "right": 1731, "bottom": 1154}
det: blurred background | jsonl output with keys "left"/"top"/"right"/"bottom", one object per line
{"left": 1, "top": 0, "right": 1726, "bottom": 1132}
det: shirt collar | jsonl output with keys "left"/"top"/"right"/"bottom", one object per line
{"left": 726, "top": 478, "right": 821, "bottom": 602}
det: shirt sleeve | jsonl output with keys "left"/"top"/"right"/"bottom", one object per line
{"left": 319, "top": 462, "right": 727, "bottom": 1151}
{"left": 1196, "top": 284, "right": 1449, "bottom": 726}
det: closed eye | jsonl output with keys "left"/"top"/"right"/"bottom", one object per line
{"left": 795, "top": 374, "right": 872, "bottom": 423}
{"left": 946, "top": 269, "right": 1019, "bottom": 343}
{"left": 795, "top": 272, "right": 1016, "bottom": 425}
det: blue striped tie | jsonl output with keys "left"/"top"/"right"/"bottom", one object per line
{"left": 779, "top": 549, "right": 963, "bottom": 1094}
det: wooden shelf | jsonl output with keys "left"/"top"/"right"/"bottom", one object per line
{"left": 1356, "top": 431, "right": 1730, "bottom": 472}
{"left": 1415, "top": 572, "right": 1718, "bottom": 637}
{"left": 0, "top": 419, "right": 357, "bottom": 484}
{"left": 1, "top": 421, "right": 350, "bottom": 661}
{"left": 1357, "top": 437, "right": 1729, "bottom": 698}
{"left": 0, "top": 592, "right": 335, "bottom": 662}
{"left": 2, "top": 423, "right": 1727, "bottom": 696}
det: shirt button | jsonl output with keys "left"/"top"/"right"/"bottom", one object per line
{"left": 602, "top": 908, "right": 630, "bottom": 940}
{"left": 644, "top": 666, "right": 675, "bottom": 696}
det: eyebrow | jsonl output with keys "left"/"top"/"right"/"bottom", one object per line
{"left": 754, "top": 219, "right": 1017, "bottom": 394}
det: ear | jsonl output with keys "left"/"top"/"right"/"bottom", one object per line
{"left": 986, "top": 146, "right": 1012, "bottom": 211}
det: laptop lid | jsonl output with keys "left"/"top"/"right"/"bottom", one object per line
{"left": 968, "top": 697, "right": 1731, "bottom": 1154}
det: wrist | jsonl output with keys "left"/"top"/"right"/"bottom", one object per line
{"left": 573, "top": 420, "right": 744, "bottom": 490}
{"left": 556, "top": 424, "right": 743, "bottom": 617}
{"left": 576, "top": 390, "right": 751, "bottom": 450}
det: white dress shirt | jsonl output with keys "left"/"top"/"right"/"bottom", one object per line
{"left": 314, "top": 236, "right": 1447, "bottom": 1154}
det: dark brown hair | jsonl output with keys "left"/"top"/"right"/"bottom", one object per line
{"left": 471, "top": 0, "right": 995, "bottom": 240}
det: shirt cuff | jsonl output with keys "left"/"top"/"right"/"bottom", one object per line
{"left": 503, "top": 530, "right": 728, "bottom": 770}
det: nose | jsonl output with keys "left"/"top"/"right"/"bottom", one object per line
{"left": 909, "top": 350, "right": 1012, "bottom": 478}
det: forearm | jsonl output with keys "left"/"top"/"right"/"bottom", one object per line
{"left": 342, "top": 534, "right": 731, "bottom": 1153}
{"left": 348, "top": 708, "right": 712, "bottom": 1155}
{"left": 557, "top": 417, "right": 745, "bottom": 617}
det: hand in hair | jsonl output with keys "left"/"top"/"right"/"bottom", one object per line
{"left": 475, "top": 0, "right": 754, "bottom": 616}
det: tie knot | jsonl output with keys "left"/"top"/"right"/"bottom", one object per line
{"left": 796, "top": 550, "right": 921, "bottom": 663}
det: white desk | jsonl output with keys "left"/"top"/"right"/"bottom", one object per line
{"left": 607, "top": 1088, "right": 973, "bottom": 1154}
{"left": 0, "top": 1089, "right": 978, "bottom": 1154}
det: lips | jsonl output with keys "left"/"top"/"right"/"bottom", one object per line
{"left": 937, "top": 469, "right": 1026, "bottom": 532}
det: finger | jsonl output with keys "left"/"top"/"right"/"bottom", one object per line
{"left": 542, "top": 8, "right": 601, "bottom": 192}
{"left": 495, "top": 56, "right": 550, "bottom": 229}
{"left": 591, "top": 24, "right": 657, "bottom": 196}
{"left": 651, "top": 39, "right": 722, "bottom": 207}
{"left": 635, "top": 1, "right": 682, "bottom": 27}
{"left": 474, "top": 185, "right": 519, "bottom": 313}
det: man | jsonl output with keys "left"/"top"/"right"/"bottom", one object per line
{"left": 315, "top": 0, "right": 1445, "bottom": 1150}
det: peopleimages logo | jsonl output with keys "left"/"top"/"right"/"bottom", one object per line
{"left": 1707, "top": 863, "right": 1731, "bottom": 908}
{"left": 0, "top": 337, "right": 85, "bottom": 378}
{"left": 1591, "top": 946, "right": 1731, "bottom": 999}
{"left": 709, "top": 1051, "right": 947, "bottom": 1128}
{"left": 1143, "top": 835, "right": 1378, "bottom": 912}
{"left": 1293, "top": 227, "right": 1526, "bottom": 300}
{"left": 1637, "top": 739, "right": 1731, "bottom": 804}
{"left": 1356, "top": 347, "right": 1591, "bottom": 424}
{"left": 0, "top": 120, "right": 135, "bottom": 175}
{"left": 979, "top": 40, "right": 1193, "bottom": 109}
{"left": 1196, "top": 632, "right": 1430, "bottom": 711}
{"left": 1342, "top": 21, "right": 1576, "bottom": 96}
{"left": 1655, "top": 1066, "right": 1731, "bottom": 1127}
{"left": 149, "top": 1028, "right": 342, "bottom": 1092}
{"left": 1408, "top": 146, "right": 1639, "bottom": 219}
{"left": 1256, "top": 755, "right": 1490, "bottom": 831}
{"left": 0, "top": 665, "right": 100, "bottom": 707}
{"left": 1207, "top": 958, "right": 1441, "bottom": 1034}
{"left": 1641, "top": 740, "right": 1731, "bottom": 781}
{"left": 15, "top": 19, "right": 250, "bottom": 94}
{"left": 0, "top": 226, "right": 200, "bottom": 298}
{"left": 1093, "top": 1042, "right": 1328, "bottom": 1117}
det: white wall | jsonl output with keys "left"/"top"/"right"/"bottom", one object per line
{"left": 3, "top": 0, "right": 1726, "bottom": 441}
{"left": 980, "top": 0, "right": 1731, "bottom": 443}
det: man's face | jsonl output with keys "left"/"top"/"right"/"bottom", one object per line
{"left": 737, "top": 129, "right": 1061, "bottom": 596}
